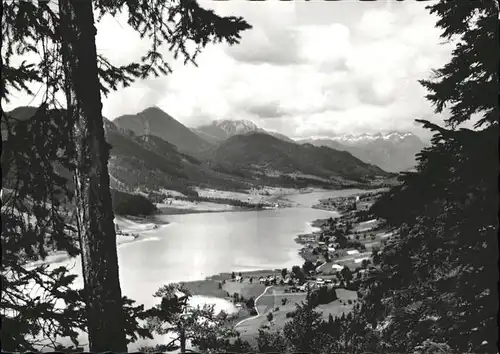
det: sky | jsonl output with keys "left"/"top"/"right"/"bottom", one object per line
{"left": 4, "top": 0, "right": 456, "bottom": 141}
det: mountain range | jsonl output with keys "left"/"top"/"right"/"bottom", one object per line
{"left": 194, "top": 119, "right": 425, "bottom": 172}
{"left": 206, "top": 132, "right": 386, "bottom": 182}
{"left": 3, "top": 106, "right": 394, "bottom": 196}
{"left": 298, "top": 132, "right": 427, "bottom": 172}
{"left": 193, "top": 119, "right": 295, "bottom": 144}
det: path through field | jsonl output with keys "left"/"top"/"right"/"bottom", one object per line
{"left": 235, "top": 286, "right": 274, "bottom": 327}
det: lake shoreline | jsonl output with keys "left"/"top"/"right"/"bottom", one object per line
{"left": 178, "top": 188, "right": 388, "bottom": 342}
{"left": 27, "top": 186, "right": 314, "bottom": 269}
{"left": 180, "top": 187, "right": 382, "bottom": 301}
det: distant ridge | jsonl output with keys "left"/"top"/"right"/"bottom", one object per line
{"left": 299, "top": 132, "right": 427, "bottom": 173}
{"left": 208, "top": 132, "right": 390, "bottom": 182}
{"left": 3, "top": 106, "right": 397, "bottom": 194}
{"left": 113, "top": 107, "right": 213, "bottom": 156}
{"left": 194, "top": 119, "right": 295, "bottom": 144}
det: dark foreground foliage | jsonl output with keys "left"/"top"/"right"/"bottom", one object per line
{"left": 111, "top": 189, "right": 158, "bottom": 216}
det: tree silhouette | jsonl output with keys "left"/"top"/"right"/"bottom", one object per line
{"left": 2, "top": 0, "right": 250, "bottom": 351}
{"left": 283, "top": 300, "right": 335, "bottom": 353}
{"left": 353, "top": 1, "right": 498, "bottom": 352}
{"left": 281, "top": 268, "right": 288, "bottom": 278}
{"left": 143, "top": 283, "right": 237, "bottom": 353}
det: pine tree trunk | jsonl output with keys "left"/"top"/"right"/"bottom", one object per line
{"left": 58, "top": 1, "right": 127, "bottom": 351}
{"left": 180, "top": 327, "right": 186, "bottom": 353}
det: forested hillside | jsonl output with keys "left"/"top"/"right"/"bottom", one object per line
{"left": 209, "top": 132, "right": 390, "bottom": 182}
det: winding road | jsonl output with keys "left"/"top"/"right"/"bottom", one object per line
{"left": 234, "top": 285, "right": 274, "bottom": 328}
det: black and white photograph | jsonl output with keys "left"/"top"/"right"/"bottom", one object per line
{"left": 1, "top": 0, "right": 498, "bottom": 353}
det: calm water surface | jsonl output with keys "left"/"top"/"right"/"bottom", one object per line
{"left": 60, "top": 189, "right": 365, "bottom": 308}
{"left": 50, "top": 188, "right": 365, "bottom": 349}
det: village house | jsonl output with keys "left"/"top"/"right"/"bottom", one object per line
{"left": 331, "top": 264, "right": 343, "bottom": 273}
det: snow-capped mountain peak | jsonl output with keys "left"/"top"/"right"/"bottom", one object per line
{"left": 195, "top": 119, "right": 295, "bottom": 144}
{"left": 212, "top": 119, "right": 260, "bottom": 135}
{"left": 330, "top": 132, "right": 418, "bottom": 145}
{"left": 300, "top": 131, "right": 426, "bottom": 173}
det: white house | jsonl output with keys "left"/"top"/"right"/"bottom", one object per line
{"left": 331, "top": 264, "right": 344, "bottom": 272}
{"left": 346, "top": 249, "right": 360, "bottom": 256}
{"left": 259, "top": 277, "right": 266, "bottom": 284}
{"left": 328, "top": 247, "right": 336, "bottom": 253}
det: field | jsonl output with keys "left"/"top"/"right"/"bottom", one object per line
{"left": 182, "top": 271, "right": 359, "bottom": 341}
{"left": 236, "top": 287, "right": 358, "bottom": 343}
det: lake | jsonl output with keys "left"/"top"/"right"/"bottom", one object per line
{"left": 50, "top": 188, "right": 365, "bottom": 349}
{"left": 59, "top": 188, "right": 367, "bottom": 307}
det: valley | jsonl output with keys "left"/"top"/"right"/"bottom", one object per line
{"left": 2, "top": 105, "right": 402, "bottom": 351}
{"left": 4, "top": 106, "right": 397, "bottom": 202}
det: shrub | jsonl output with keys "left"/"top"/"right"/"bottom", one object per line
{"left": 267, "top": 312, "right": 273, "bottom": 321}
{"left": 285, "top": 311, "right": 296, "bottom": 318}
{"left": 111, "top": 189, "right": 158, "bottom": 216}
{"left": 249, "top": 308, "right": 258, "bottom": 316}
{"left": 246, "top": 297, "right": 255, "bottom": 309}
{"left": 281, "top": 298, "right": 288, "bottom": 306}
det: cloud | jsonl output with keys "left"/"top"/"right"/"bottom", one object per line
{"left": 297, "top": 24, "right": 352, "bottom": 66}
{"left": 209, "top": 0, "right": 299, "bottom": 65}
{"left": 2, "top": 1, "right": 454, "bottom": 142}
{"left": 245, "top": 101, "right": 285, "bottom": 119}
{"left": 226, "top": 26, "right": 300, "bottom": 66}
